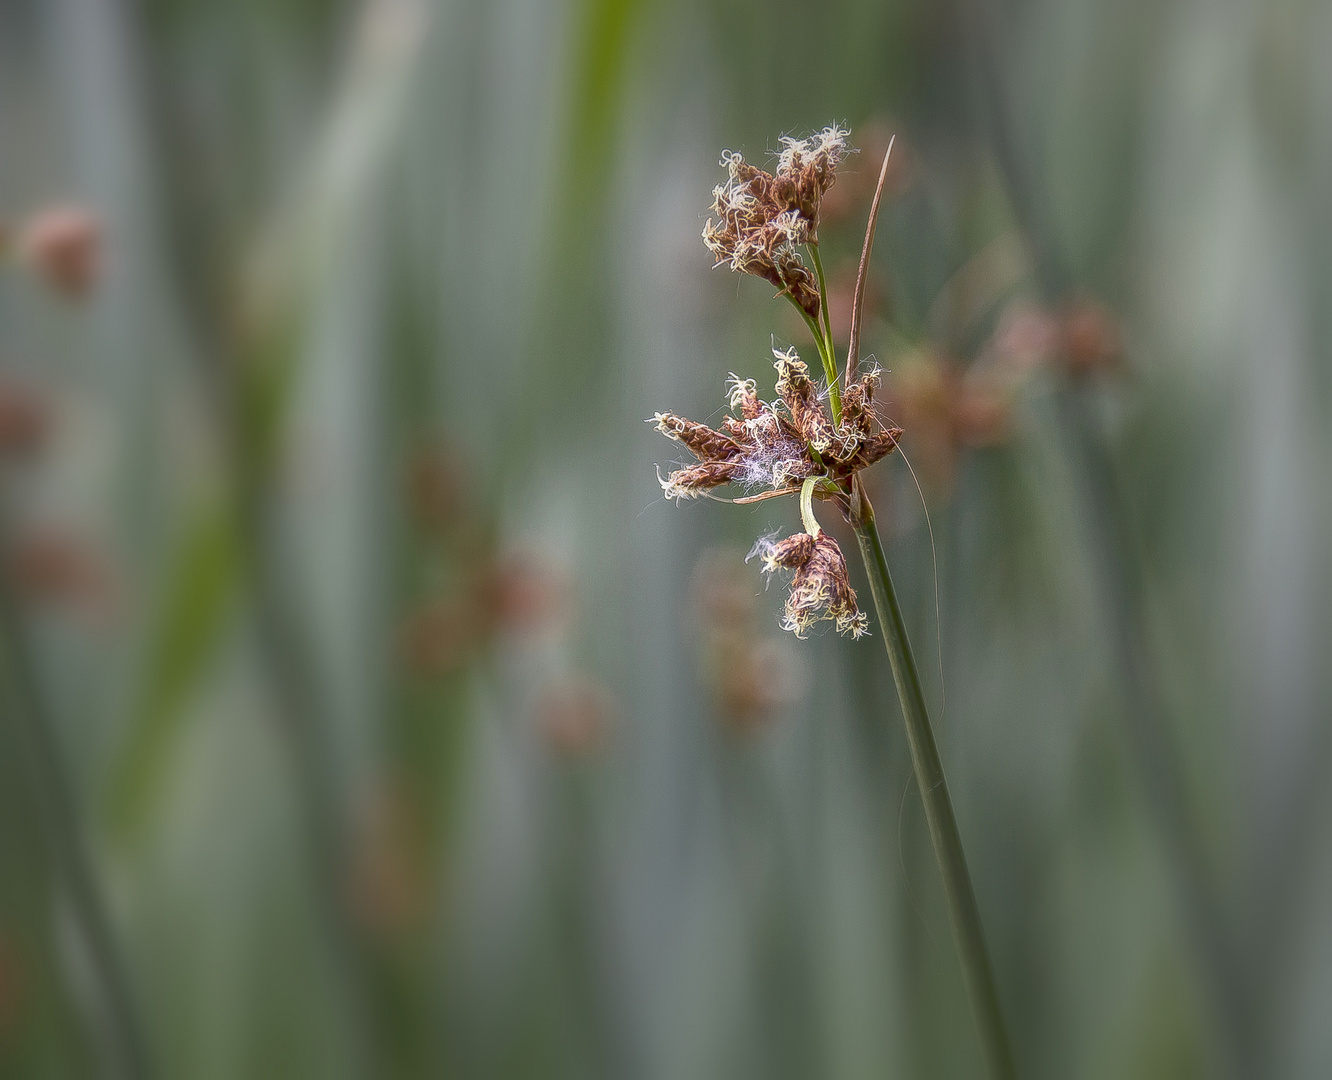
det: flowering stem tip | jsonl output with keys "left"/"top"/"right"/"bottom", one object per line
{"left": 650, "top": 124, "right": 1016, "bottom": 1078}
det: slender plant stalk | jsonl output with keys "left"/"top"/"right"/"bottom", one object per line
{"left": 787, "top": 293, "right": 843, "bottom": 420}
{"left": 0, "top": 550, "right": 151, "bottom": 1078}
{"left": 821, "top": 139, "right": 1014, "bottom": 1079}
{"left": 682, "top": 125, "right": 1015, "bottom": 1076}
{"left": 808, "top": 242, "right": 838, "bottom": 369}
{"left": 850, "top": 485, "right": 1015, "bottom": 1080}
{"left": 234, "top": 472, "right": 380, "bottom": 1080}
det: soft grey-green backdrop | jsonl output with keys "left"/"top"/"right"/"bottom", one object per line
{"left": 0, "top": 0, "right": 1329, "bottom": 1077}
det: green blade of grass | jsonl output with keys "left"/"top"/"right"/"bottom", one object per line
{"left": 106, "top": 505, "right": 239, "bottom": 838}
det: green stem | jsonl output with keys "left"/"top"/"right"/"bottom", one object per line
{"left": 236, "top": 480, "right": 380, "bottom": 1079}
{"left": 851, "top": 486, "right": 1016, "bottom": 1080}
{"left": 809, "top": 243, "right": 843, "bottom": 423}
{"left": 809, "top": 241, "right": 836, "bottom": 356}
{"left": 784, "top": 292, "right": 843, "bottom": 424}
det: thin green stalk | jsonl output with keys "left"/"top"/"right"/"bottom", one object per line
{"left": 784, "top": 292, "right": 843, "bottom": 423}
{"left": 827, "top": 133, "right": 1015, "bottom": 1072}
{"left": 235, "top": 479, "right": 380, "bottom": 1080}
{"left": 808, "top": 241, "right": 837, "bottom": 361}
{"left": 852, "top": 485, "right": 1016, "bottom": 1080}
{"left": 0, "top": 554, "right": 151, "bottom": 1078}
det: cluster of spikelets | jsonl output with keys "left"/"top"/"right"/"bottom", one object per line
{"left": 652, "top": 346, "right": 900, "bottom": 501}
{"left": 702, "top": 125, "right": 848, "bottom": 319}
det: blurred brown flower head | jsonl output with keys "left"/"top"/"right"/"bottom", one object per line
{"left": 896, "top": 357, "right": 1011, "bottom": 447}
{"left": 692, "top": 550, "right": 797, "bottom": 732}
{"left": 5, "top": 527, "right": 116, "bottom": 621}
{"left": 651, "top": 345, "right": 901, "bottom": 501}
{"left": 18, "top": 205, "right": 101, "bottom": 299}
{"left": 702, "top": 125, "right": 849, "bottom": 319}
{"left": 1058, "top": 297, "right": 1122, "bottom": 374}
{"left": 989, "top": 297, "right": 1123, "bottom": 377}
{"left": 711, "top": 637, "right": 791, "bottom": 731}
{"left": 405, "top": 444, "right": 466, "bottom": 535}
{"left": 470, "top": 552, "right": 567, "bottom": 634}
{"left": 818, "top": 121, "right": 905, "bottom": 223}
{"left": 535, "top": 677, "right": 614, "bottom": 757}
{"left": 891, "top": 352, "right": 1013, "bottom": 492}
{"left": 0, "top": 382, "right": 50, "bottom": 459}
{"left": 693, "top": 547, "right": 759, "bottom": 631}
{"left": 750, "top": 529, "right": 867, "bottom": 639}
{"left": 348, "top": 776, "right": 427, "bottom": 937}
{"left": 399, "top": 551, "right": 566, "bottom": 674}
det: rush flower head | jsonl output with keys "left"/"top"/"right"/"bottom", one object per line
{"left": 650, "top": 345, "right": 901, "bottom": 502}
{"left": 654, "top": 124, "right": 903, "bottom": 644}
{"left": 749, "top": 529, "right": 868, "bottom": 639}
{"left": 702, "top": 125, "right": 851, "bottom": 319}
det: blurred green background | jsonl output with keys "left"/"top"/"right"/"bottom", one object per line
{"left": 1, "top": 0, "right": 1330, "bottom": 1076}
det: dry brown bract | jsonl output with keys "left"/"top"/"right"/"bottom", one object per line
{"left": 702, "top": 126, "right": 848, "bottom": 319}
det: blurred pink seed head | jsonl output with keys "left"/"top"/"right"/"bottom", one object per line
{"left": 18, "top": 205, "right": 102, "bottom": 299}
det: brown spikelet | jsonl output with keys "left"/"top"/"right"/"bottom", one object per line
{"left": 653, "top": 412, "right": 746, "bottom": 463}
{"left": 772, "top": 347, "right": 835, "bottom": 453}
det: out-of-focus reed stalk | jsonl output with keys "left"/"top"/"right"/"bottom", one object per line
{"left": 0, "top": 207, "right": 149, "bottom": 1076}
{"left": 965, "top": 3, "right": 1258, "bottom": 1074}
{"left": 233, "top": 476, "right": 381, "bottom": 1078}
{"left": 0, "top": 526, "right": 151, "bottom": 1078}
{"left": 128, "top": 7, "right": 430, "bottom": 1072}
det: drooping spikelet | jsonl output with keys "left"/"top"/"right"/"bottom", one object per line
{"left": 749, "top": 529, "right": 868, "bottom": 639}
